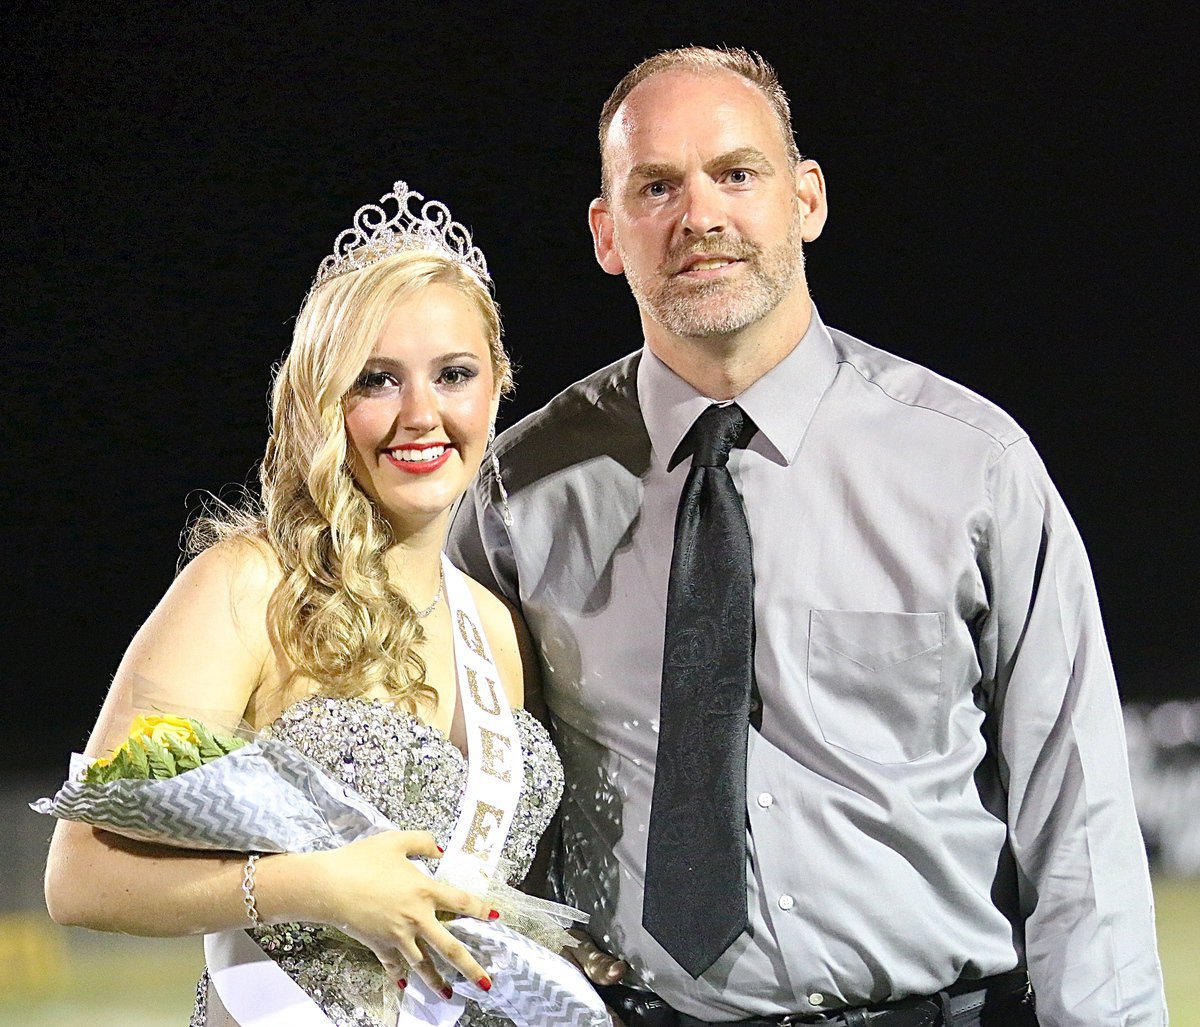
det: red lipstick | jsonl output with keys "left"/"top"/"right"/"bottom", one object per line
{"left": 384, "top": 443, "right": 453, "bottom": 475}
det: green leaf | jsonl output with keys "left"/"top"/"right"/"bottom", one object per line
{"left": 144, "top": 739, "right": 178, "bottom": 779}
{"left": 125, "top": 737, "right": 150, "bottom": 779}
{"left": 191, "top": 720, "right": 226, "bottom": 761}
{"left": 165, "top": 735, "right": 203, "bottom": 772}
{"left": 82, "top": 759, "right": 110, "bottom": 785}
{"left": 108, "top": 749, "right": 135, "bottom": 781}
{"left": 216, "top": 732, "right": 248, "bottom": 755}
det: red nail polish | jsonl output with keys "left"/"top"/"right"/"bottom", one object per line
{"left": 488, "top": 908, "right": 500, "bottom": 920}
{"left": 440, "top": 986, "right": 454, "bottom": 1000}
{"left": 436, "top": 845, "right": 445, "bottom": 853}
{"left": 396, "top": 978, "right": 407, "bottom": 989}
{"left": 478, "top": 977, "right": 491, "bottom": 992}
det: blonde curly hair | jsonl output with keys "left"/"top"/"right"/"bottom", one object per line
{"left": 192, "top": 251, "right": 511, "bottom": 710}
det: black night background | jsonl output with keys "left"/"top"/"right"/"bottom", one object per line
{"left": 2, "top": 1, "right": 1195, "bottom": 775}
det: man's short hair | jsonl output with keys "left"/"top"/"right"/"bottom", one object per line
{"left": 598, "top": 45, "right": 802, "bottom": 198}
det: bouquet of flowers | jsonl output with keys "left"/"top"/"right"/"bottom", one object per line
{"left": 80, "top": 714, "right": 247, "bottom": 782}
{"left": 33, "top": 714, "right": 398, "bottom": 852}
{"left": 32, "top": 714, "right": 608, "bottom": 1027}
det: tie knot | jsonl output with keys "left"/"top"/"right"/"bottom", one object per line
{"left": 688, "top": 403, "right": 745, "bottom": 467}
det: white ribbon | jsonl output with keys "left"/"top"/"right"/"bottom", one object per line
{"left": 430, "top": 557, "right": 524, "bottom": 894}
{"left": 204, "top": 929, "right": 335, "bottom": 1026}
{"left": 397, "top": 558, "right": 525, "bottom": 1027}
{"left": 205, "top": 558, "right": 527, "bottom": 1027}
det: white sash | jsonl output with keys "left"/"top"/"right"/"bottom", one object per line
{"left": 206, "top": 557, "right": 526, "bottom": 1027}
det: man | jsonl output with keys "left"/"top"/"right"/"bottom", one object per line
{"left": 448, "top": 46, "right": 1165, "bottom": 1026}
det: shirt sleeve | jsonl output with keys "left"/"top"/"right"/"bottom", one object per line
{"left": 446, "top": 474, "right": 519, "bottom": 604}
{"left": 983, "top": 438, "right": 1166, "bottom": 1026}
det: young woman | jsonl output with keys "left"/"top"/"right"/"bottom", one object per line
{"left": 44, "top": 183, "right": 562, "bottom": 1027}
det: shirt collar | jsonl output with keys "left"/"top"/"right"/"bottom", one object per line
{"left": 636, "top": 306, "right": 838, "bottom": 467}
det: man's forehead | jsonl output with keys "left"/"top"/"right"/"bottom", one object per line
{"left": 605, "top": 68, "right": 782, "bottom": 162}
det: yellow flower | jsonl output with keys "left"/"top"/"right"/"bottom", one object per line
{"left": 94, "top": 715, "right": 197, "bottom": 769}
{"left": 130, "top": 714, "right": 199, "bottom": 749}
{"left": 83, "top": 713, "right": 245, "bottom": 784}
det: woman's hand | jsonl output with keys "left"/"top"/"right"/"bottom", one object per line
{"left": 287, "top": 831, "right": 499, "bottom": 995}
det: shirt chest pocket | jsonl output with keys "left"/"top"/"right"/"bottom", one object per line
{"left": 806, "top": 609, "right": 947, "bottom": 764}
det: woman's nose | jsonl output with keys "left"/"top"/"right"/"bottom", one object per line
{"left": 397, "top": 381, "right": 439, "bottom": 433}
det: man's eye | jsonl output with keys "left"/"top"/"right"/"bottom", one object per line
{"left": 727, "top": 169, "right": 753, "bottom": 184}
{"left": 645, "top": 182, "right": 670, "bottom": 198}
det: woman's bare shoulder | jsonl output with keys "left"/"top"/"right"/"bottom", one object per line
{"left": 184, "top": 534, "right": 282, "bottom": 592}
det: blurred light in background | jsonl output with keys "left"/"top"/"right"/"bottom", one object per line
{"left": 1126, "top": 700, "right": 1200, "bottom": 877}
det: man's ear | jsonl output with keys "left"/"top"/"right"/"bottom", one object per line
{"left": 588, "top": 197, "right": 625, "bottom": 276}
{"left": 794, "top": 159, "right": 828, "bottom": 243}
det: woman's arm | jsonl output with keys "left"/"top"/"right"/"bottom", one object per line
{"left": 44, "top": 541, "right": 497, "bottom": 991}
{"left": 45, "top": 539, "right": 272, "bottom": 933}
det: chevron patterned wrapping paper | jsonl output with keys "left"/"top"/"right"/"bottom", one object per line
{"left": 449, "top": 918, "right": 610, "bottom": 1027}
{"left": 31, "top": 739, "right": 608, "bottom": 1027}
{"left": 29, "top": 739, "right": 400, "bottom": 851}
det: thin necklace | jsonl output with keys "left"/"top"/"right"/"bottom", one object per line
{"left": 413, "top": 567, "right": 445, "bottom": 619}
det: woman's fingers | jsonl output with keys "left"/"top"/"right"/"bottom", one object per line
{"left": 430, "top": 879, "right": 500, "bottom": 924}
{"left": 397, "top": 831, "right": 445, "bottom": 861}
{"left": 404, "top": 939, "right": 452, "bottom": 996}
{"left": 420, "top": 919, "right": 491, "bottom": 993}
{"left": 377, "top": 954, "right": 411, "bottom": 991}
{"left": 332, "top": 831, "right": 504, "bottom": 996}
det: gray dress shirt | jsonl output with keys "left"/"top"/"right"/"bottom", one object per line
{"left": 447, "top": 311, "right": 1166, "bottom": 1026}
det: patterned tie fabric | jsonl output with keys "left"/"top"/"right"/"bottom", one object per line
{"left": 643, "top": 403, "right": 755, "bottom": 978}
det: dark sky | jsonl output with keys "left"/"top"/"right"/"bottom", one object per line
{"left": 3, "top": 2, "right": 1196, "bottom": 773}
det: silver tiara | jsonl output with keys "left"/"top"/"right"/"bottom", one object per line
{"left": 312, "top": 180, "right": 489, "bottom": 290}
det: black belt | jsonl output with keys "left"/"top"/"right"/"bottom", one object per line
{"left": 597, "top": 970, "right": 1033, "bottom": 1027}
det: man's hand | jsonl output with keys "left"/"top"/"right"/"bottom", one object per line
{"left": 564, "top": 929, "right": 629, "bottom": 1025}
{"left": 564, "top": 927, "right": 629, "bottom": 985}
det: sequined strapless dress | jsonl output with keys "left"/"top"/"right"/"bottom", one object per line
{"left": 190, "top": 696, "right": 564, "bottom": 1027}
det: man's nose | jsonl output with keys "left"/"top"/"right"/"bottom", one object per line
{"left": 679, "top": 178, "right": 727, "bottom": 236}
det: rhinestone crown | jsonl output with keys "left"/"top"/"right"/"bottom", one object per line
{"left": 312, "top": 180, "right": 489, "bottom": 290}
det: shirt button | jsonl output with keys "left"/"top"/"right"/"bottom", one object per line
{"left": 807, "top": 993, "right": 824, "bottom": 1006}
{"left": 778, "top": 894, "right": 794, "bottom": 911}
{"left": 757, "top": 792, "right": 774, "bottom": 808}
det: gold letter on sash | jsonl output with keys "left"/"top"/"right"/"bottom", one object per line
{"left": 479, "top": 727, "right": 513, "bottom": 782}
{"left": 463, "top": 800, "right": 505, "bottom": 859}
{"left": 457, "top": 610, "right": 491, "bottom": 663}
{"left": 466, "top": 667, "right": 502, "bottom": 716}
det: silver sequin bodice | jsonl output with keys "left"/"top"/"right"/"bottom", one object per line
{"left": 191, "top": 696, "right": 564, "bottom": 1027}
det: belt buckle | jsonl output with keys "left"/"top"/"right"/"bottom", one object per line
{"left": 626, "top": 994, "right": 674, "bottom": 1027}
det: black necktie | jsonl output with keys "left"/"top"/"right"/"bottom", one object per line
{"left": 643, "top": 403, "right": 755, "bottom": 978}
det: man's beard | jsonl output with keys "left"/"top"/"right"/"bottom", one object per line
{"left": 620, "top": 210, "right": 806, "bottom": 339}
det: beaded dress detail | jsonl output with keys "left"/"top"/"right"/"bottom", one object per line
{"left": 190, "top": 696, "right": 564, "bottom": 1027}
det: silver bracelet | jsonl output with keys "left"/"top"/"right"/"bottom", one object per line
{"left": 242, "top": 853, "right": 261, "bottom": 926}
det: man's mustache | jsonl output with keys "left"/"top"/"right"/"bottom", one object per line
{"left": 665, "top": 236, "right": 761, "bottom": 274}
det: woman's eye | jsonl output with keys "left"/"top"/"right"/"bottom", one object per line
{"left": 354, "top": 370, "right": 397, "bottom": 392}
{"left": 439, "top": 365, "right": 478, "bottom": 387}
